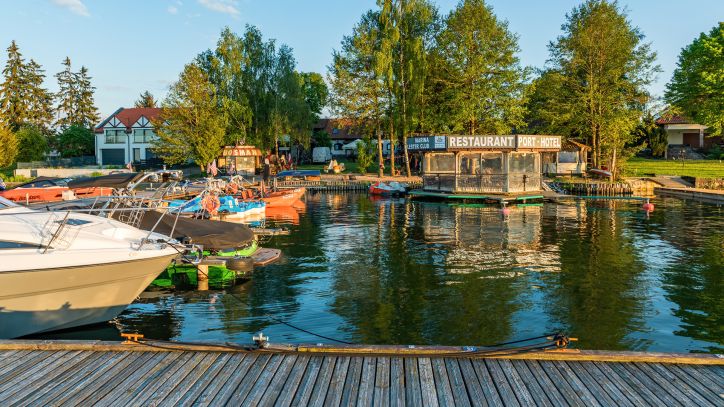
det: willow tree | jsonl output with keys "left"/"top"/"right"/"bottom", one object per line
{"left": 153, "top": 63, "right": 228, "bottom": 169}
{"left": 329, "top": 10, "right": 387, "bottom": 177}
{"left": 665, "top": 23, "right": 724, "bottom": 137}
{"left": 547, "top": 0, "right": 658, "bottom": 176}
{"left": 432, "top": 0, "right": 526, "bottom": 135}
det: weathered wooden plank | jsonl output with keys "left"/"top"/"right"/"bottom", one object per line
{"left": 356, "top": 357, "right": 377, "bottom": 407}
{"left": 372, "top": 357, "right": 390, "bottom": 407}
{"left": 563, "top": 361, "right": 625, "bottom": 406}
{"left": 237, "top": 354, "right": 288, "bottom": 406}
{"left": 613, "top": 362, "right": 679, "bottom": 406}
{"left": 457, "top": 358, "right": 488, "bottom": 407}
{"left": 94, "top": 351, "right": 186, "bottom": 405}
{"left": 493, "top": 359, "right": 539, "bottom": 406}
{"left": 0, "top": 350, "right": 64, "bottom": 383}
{"left": 224, "top": 353, "right": 278, "bottom": 406}
{"left": 389, "top": 357, "right": 406, "bottom": 407}
{"left": 667, "top": 364, "right": 722, "bottom": 406}
{"left": 538, "top": 360, "right": 598, "bottom": 406}
{"left": 273, "top": 355, "right": 312, "bottom": 407}
{"left": 513, "top": 360, "right": 568, "bottom": 406}
{"left": 173, "top": 352, "right": 235, "bottom": 407}
{"left": 185, "top": 353, "right": 251, "bottom": 406}
{"left": 338, "top": 357, "right": 363, "bottom": 407}
{"left": 142, "top": 352, "right": 221, "bottom": 406}
{"left": 591, "top": 361, "right": 658, "bottom": 406}
{"left": 258, "top": 354, "right": 298, "bottom": 407}
{"left": 206, "top": 353, "right": 264, "bottom": 406}
{"left": 49, "top": 351, "right": 151, "bottom": 406}
{"left": 686, "top": 365, "right": 724, "bottom": 388}
{"left": 428, "top": 358, "right": 455, "bottom": 407}
{"left": 0, "top": 350, "right": 77, "bottom": 393}
{"left": 633, "top": 362, "right": 704, "bottom": 406}
{"left": 0, "top": 350, "right": 23, "bottom": 369}
{"left": 576, "top": 361, "right": 639, "bottom": 406}
{"left": 323, "top": 356, "right": 351, "bottom": 407}
{"left": 305, "top": 356, "right": 336, "bottom": 406}
{"left": 470, "top": 359, "right": 504, "bottom": 407}
{"left": 443, "top": 358, "right": 471, "bottom": 407}
{"left": 418, "top": 358, "right": 439, "bottom": 407}
{"left": 644, "top": 362, "right": 716, "bottom": 407}
{"left": 72, "top": 351, "right": 165, "bottom": 405}
{"left": 20, "top": 351, "right": 131, "bottom": 406}
{"left": 404, "top": 356, "right": 423, "bottom": 407}
{"left": 1, "top": 350, "right": 99, "bottom": 404}
{"left": 113, "top": 351, "right": 192, "bottom": 406}
{"left": 506, "top": 360, "right": 554, "bottom": 407}
{"left": 674, "top": 364, "right": 724, "bottom": 395}
{"left": 290, "top": 356, "right": 323, "bottom": 407}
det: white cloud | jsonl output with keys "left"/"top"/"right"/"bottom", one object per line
{"left": 51, "top": 0, "right": 90, "bottom": 17}
{"left": 197, "top": 0, "right": 239, "bottom": 16}
{"left": 168, "top": 5, "right": 179, "bottom": 14}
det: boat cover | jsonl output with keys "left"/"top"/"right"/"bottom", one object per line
{"left": 67, "top": 173, "right": 141, "bottom": 189}
{"left": 276, "top": 170, "right": 321, "bottom": 177}
{"left": 139, "top": 210, "right": 255, "bottom": 249}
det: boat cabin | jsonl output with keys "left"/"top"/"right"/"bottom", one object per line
{"left": 408, "top": 135, "right": 562, "bottom": 194}
{"left": 218, "top": 146, "right": 262, "bottom": 176}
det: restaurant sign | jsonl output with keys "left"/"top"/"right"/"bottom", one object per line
{"left": 515, "top": 135, "right": 561, "bottom": 150}
{"left": 407, "top": 135, "right": 448, "bottom": 151}
{"left": 445, "top": 135, "right": 561, "bottom": 151}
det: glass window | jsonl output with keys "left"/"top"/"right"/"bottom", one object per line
{"left": 425, "top": 153, "right": 455, "bottom": 173}
{"left": 459, "top": 153, "right": 480, "bottom": 175}
{"left": 0, "top": 241, "right": 38, "bottom": 249}
{"left": 105, "top": 129, "right": 126, "bottom": 144}
{"left": 509, "top": 153, "right": 538, "bottom": 173}
{"left": 558, "top": 151, "right": 578, "bottom": 163}
{"left": 133, "top": 129, "right": 156, "bottom": 143}
{"left": 480, "top": 153, "right": 503, "bottom": 174}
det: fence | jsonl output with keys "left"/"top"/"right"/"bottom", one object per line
{"left": 16, "top": 156, "right": 97, "bottom": 169}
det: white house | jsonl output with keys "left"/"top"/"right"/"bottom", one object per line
{"left": 655, "top": 114, "right": 722, "bottom": 158}
{"left": 94, "top": 107, "right": 161, "bottom": 165}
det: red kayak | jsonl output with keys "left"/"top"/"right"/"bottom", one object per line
{"left": 261, "top": 187, "right": 306, "bottom": 208}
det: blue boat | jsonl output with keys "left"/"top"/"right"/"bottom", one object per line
{"left": 169, "top": 195, "right": 266, "bottom": 220}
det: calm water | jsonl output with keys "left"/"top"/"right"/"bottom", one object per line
{"left": 43, "top": 193, "right": 723, "bottom": 353}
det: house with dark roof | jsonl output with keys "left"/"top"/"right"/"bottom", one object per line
{"left": 313, "top": 118, "right": 364, "bottom": 157}
{"left": 94, "top": 107, "right": 161, "bottom": 165}
{"left": 655, "top": 114, "right": 721, "bottom": 158}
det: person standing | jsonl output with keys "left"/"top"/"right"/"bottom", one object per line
{"left": 262, "top": 157, "right": 271, "bottom": 184}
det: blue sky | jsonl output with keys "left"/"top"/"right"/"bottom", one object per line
{"left": 1, "top": 0, "right": 722, "bottom": 119}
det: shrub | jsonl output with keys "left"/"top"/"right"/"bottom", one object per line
{"left": 356, "top": 138, "right": 374, "bottom": 175}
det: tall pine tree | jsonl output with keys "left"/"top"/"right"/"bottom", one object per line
{"left": 76, "top": 66, "right": 99, "bottom": 128}
{"left": 134, "top": 90, "right": 157, "bottom": 108}
{"left": 55, "top": 57, "right": 78, "bottom": 129}
{"left": 24, "top": 59, "right": 54, "bottom": 133}
{"left": 0, "top": 41, "right": 29, "bottom": 131}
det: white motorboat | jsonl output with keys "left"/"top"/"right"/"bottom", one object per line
{"left": 0, "top": 197, "right": 180, "bottom": 338}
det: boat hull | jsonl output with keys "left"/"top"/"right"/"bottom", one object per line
{"left": 262, "top": 188, "right": 306, "bottom": 207}
{"left": 0, "top": 187, "right": 113, "bottom": 204}
{"left": 0, "top": 254, "right": 177, "bottom": 338}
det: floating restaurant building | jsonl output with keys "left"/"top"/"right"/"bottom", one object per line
{"left": 407, "top": 134, "right": 562, "bottom": 195}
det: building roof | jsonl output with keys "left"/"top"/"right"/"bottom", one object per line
{"left": 95, "top": 107, "right": 162, "bottom": 133}
{"left": 655, "top": 114, "right": 692, "bottom": 125}
{"left": 314, "top": 118, "right": 365, "bottom": 141}
{"left": 562, "top": 139, "right": 591, "bottom": 151}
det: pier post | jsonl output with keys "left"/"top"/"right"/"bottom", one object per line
{"left": 197, "top": 265, "right": 209, "bottom": 291}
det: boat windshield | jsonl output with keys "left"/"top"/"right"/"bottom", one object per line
{"left": 0, "top": 196, "right": 19, "bottom": 209}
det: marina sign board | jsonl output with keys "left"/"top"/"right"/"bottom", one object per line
{"left": 441, "top": 135, "right": 562, "bottom": 151}
{"left": 407, "top": 135, "right": 448, "bottom": 151}
{"left": 515, "top": 135, "right": 562, "bottom": 150}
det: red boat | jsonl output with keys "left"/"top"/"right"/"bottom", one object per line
{"left": 261, "top": 187, "right": 306, "bottom": 208}
{"left": 0, "top": 177, "right": 112, "bottom": 204}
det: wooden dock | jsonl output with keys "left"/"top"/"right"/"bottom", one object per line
{"left": 0, "top": 340, "right": 721, "bottom": 406}
{"left": 655, "top": 186, "right": 724, "bottom": 203}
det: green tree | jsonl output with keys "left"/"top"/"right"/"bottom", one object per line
{"left": 546, "top": 0, "right": 659, "bottom": 177}
{"left": 57, "top": 124, "right": 94, "bottom": 157}
{"left": 432, "top": 0, "right": 527, "bottom": 135}
{"left": 75, "top": 66, "right": 99, "bottom": 129}
{"left": 300, "top": 72, "right": 329, "bottom": 120}
{"left": 0, "top": 121, "right": 18, "bottom": 167}
{"left": 665, "top": 23, "right": 724, "bottom": 137}
{"left": 356, "top": 137, "right": 375, "bottom": 174}
{"left": 15, "top": 125, "right": 48, "bottom": 161}
{"left": 0, "top": 41, "right": 29, "bottom": 131}
{"left": 152, "top": 63, "right": 228, "bottom": 169}
{"left": 329, "top": 10, "right": 387, "bottom": 177}
{"left": 631, "top": 112, "right": 667, "bottom": 157}
{"left": 24, "top": 59, "right": 54, "bottom": 133}
{"left": 134, "top": 90, "right": 157, "bottom": 108}
{"left": 54, "top": 57, "right": 78, "bottom": 129}
{"left": 312, "top": 129, "right": 332, "bottom": 148}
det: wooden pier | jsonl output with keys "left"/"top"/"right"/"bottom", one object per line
{"left": 0, "top": 340, "right": 721, "bottom": 406}
{"left": 654, "top": 186, "right": 724, "bottom": 204}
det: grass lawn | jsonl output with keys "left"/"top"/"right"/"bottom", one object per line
{"left": 622, "top": 158, "right": 724, "bottom": 178}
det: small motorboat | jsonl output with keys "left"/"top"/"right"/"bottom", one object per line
{"left": 589, "top": 168, "right": 613, "bottom": 178}
{"left": 0, "top": 176, "right": 115, "bottom": 204}
{"left": 0, "top": 197, "right": 180, "bottom": 338}
{"left": 169, "top": 194, "right": 266, "bottom": 220}
{"left": 261, "top": 187, "right": 306, "bottom": 208}
{"left": 369, "top": 181, "right": 408, "bottom": 196}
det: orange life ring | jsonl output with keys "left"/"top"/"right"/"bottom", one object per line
{"left": 201, "top": 195, "right": 221, "bottom": 215}
{"left": 225, "top": 183, "right": 239, "bottom": 195}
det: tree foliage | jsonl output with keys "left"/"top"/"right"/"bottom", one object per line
{"left": 539, "top": 0, "right": 659, "bottom": 177}
{"left": 665, "top": 23, "right": 724, "bottom": 136}
{"left": 152, "top": 63, "right": 228, "bottom": 168}
{"left": 15, "top": 125, "right": 48, "bottom": 161}
{"left": 300, "top": 72, "right": 329, "bottom": 120}
{"left": 0, "top": 120, "right": 18, "bottom": 167}
{"left": 55, "top": 57, "right": 99, "bottom": 130}
{"left": 57, "top": 124, "right": 94, "bottom": 157}
{"left": 135, "top": 90, "right": 157, "bottom": 108}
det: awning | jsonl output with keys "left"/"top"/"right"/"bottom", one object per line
{"left": 221, "top": 146, "right": 262, "bottom": 157}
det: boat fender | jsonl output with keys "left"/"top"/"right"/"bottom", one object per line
{"left": 642, "top": 202, "right": 654, "bottom": 212}
{"left": 226, "top": 257, "right": 254, "bottom": 272}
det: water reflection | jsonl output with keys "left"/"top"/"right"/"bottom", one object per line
{"left": 43, "top": 194, "right": 723, "bottom": 353}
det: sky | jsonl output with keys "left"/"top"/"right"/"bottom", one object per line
{"left": 1, "top": 0, "right": 722, "bottom": 119}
